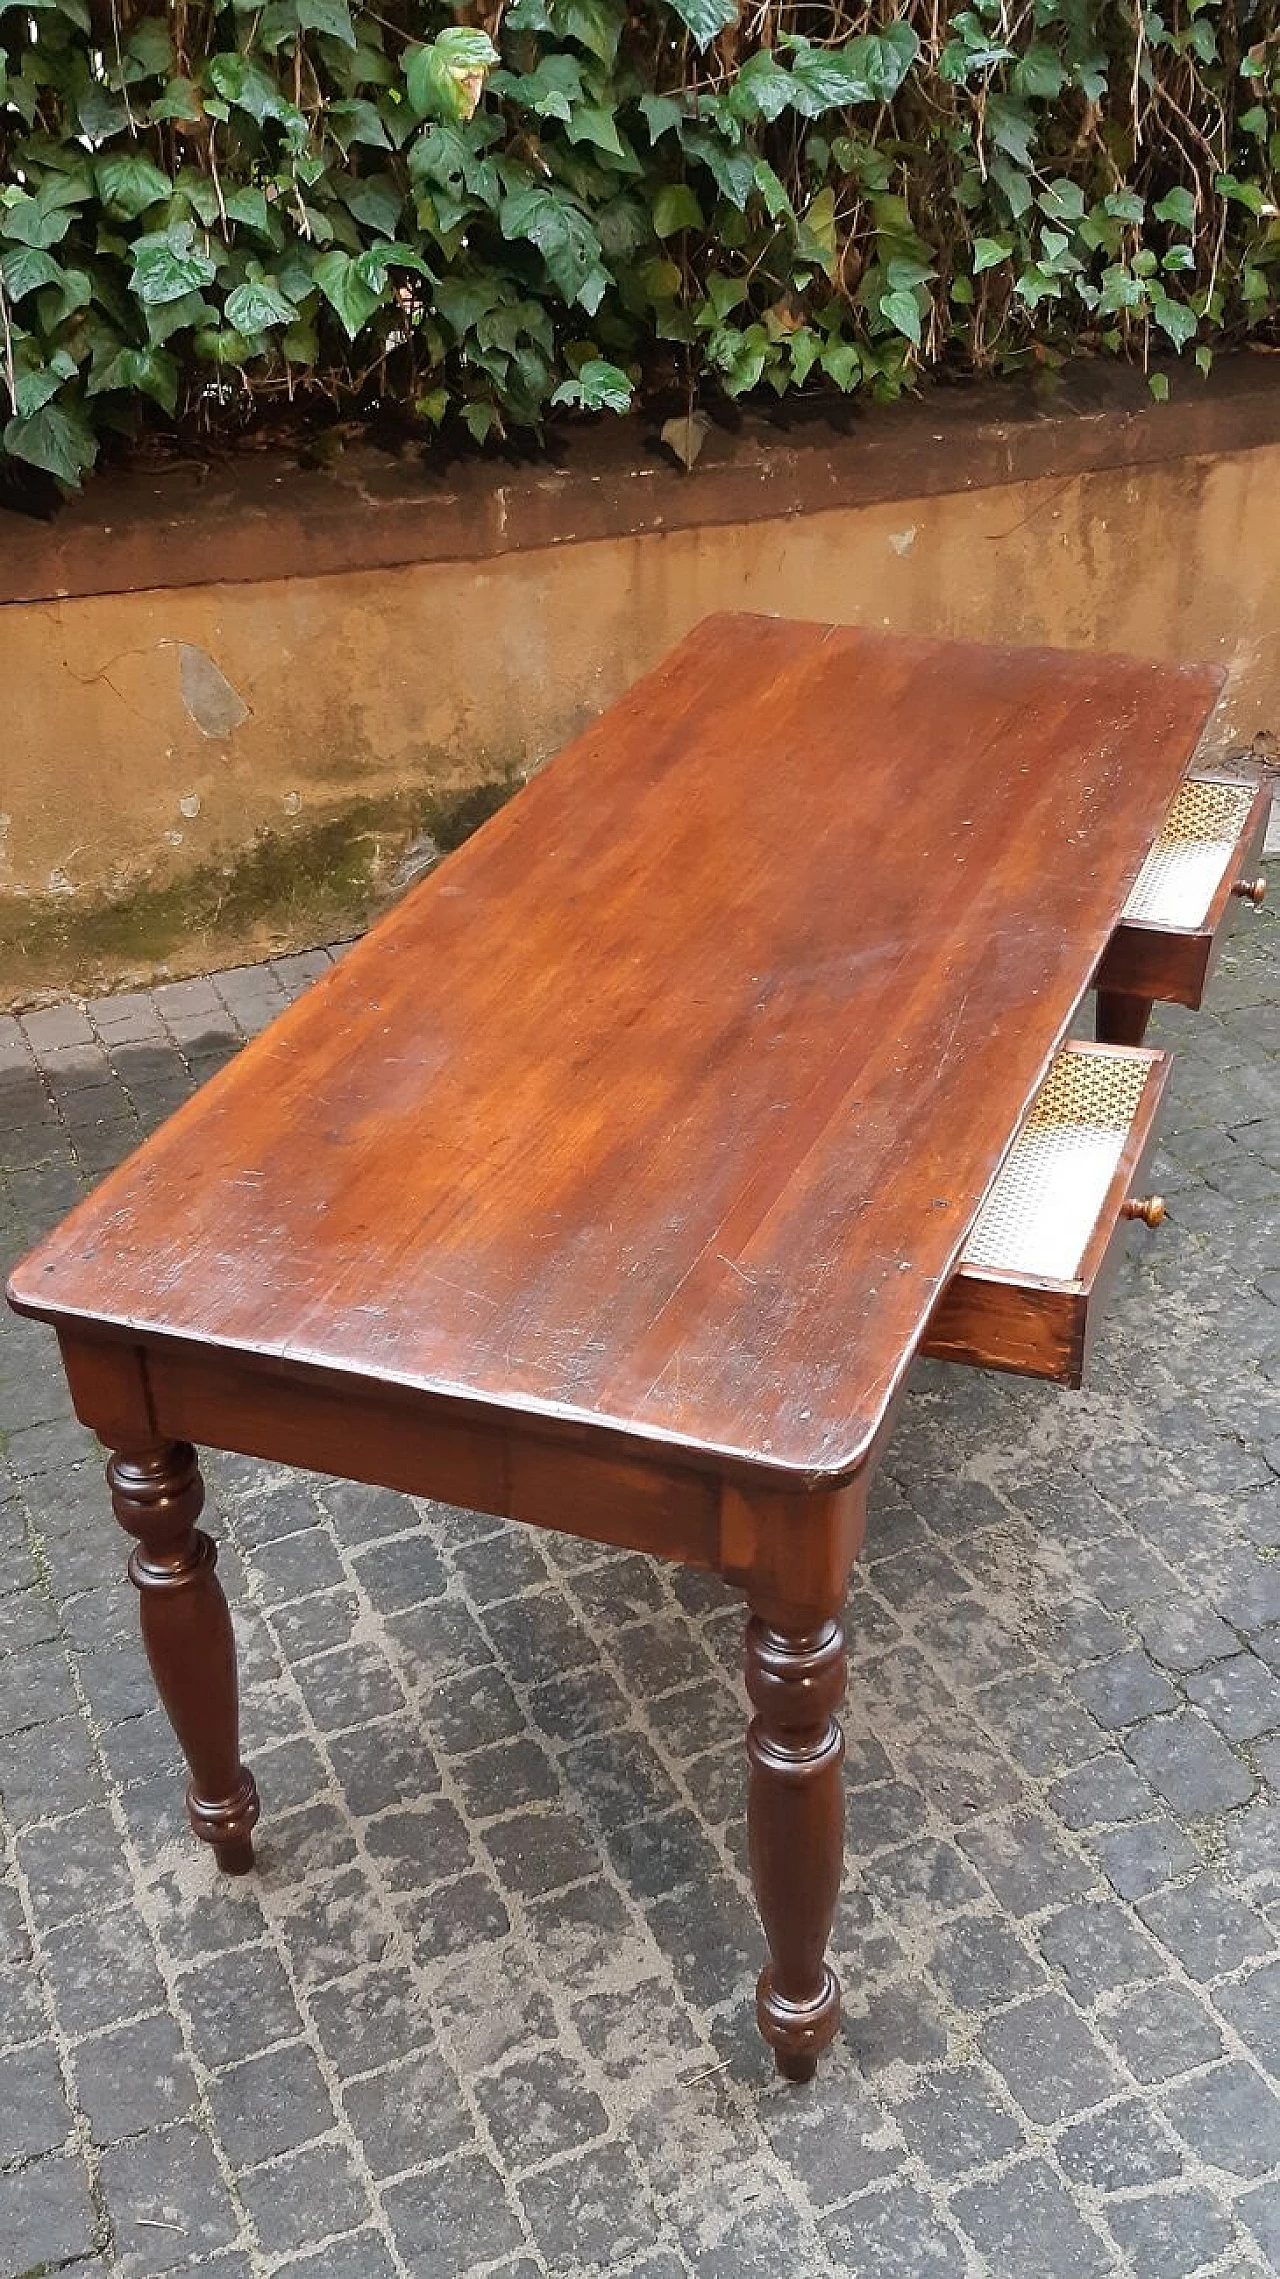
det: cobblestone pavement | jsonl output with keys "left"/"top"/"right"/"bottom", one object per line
{"left": 1, "top": 912, "right": 1278, "bottom": 2279}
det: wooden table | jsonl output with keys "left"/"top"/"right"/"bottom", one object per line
{"left": 9, "top": 616, "right": 1263, "bottom": 2082}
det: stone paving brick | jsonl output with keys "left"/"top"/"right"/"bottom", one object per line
{"left": 824, "top": 2180, "right": 968, "bottom": 2278}
{"left": 1103, "top": 2183, "right": 1234, "bottom": 2279}
{"left": 206, "top": 2039, "right": 338, "bottom": 2167}
{"left": 237, "top": 2137, "right": 375, "bottom": 2258}
{"left": 0, "top": 2150, "right": 98, "bottom": 2274}
{"left": 73, "top": 2010, "right": 199, "bottom": 2147}
{"left": 1, "top": 921, "right": 1279, "bottom": 2276}
{"left": 1090, "top": 1816, "right": 1203, "bottom": 1902}
{"left": 1186, "top": 1650, "right": 1280, "bottom": 1741}
{"left": 1138, "top": 1872, "right": 1272, "bottom": 1982}
{"left": 951, "top": 2157, "right": 1113, "bottom": 2277}
{"left": 1161, "top": 2060, "right": 1280, "bottom": 2180}
{"left": 0, "top": 2039, "right": 73, "bottom": 2163}
{"left": 981, "top": 1993, "right": 1125, "bottom": 2124}
{"left": 1214, "top": 1959, "right": 1280, "bottom": 2074}
{"left": 1125, "top": 1708, "right": 1257, "bottom": 1815}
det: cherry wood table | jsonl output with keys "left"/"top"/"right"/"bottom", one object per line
{"left": 10, "top": 615, "right": 1257, "bottom": 2082}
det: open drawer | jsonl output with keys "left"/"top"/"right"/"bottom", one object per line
{"left": 1096, "top": 774, "right": 1269, "bottom": 1010}
{"left": 923, "top": 1041, "right": 1170, "bottom": 1387}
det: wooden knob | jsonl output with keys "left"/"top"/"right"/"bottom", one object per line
{"left": 1123, "top": 1195, "right": 1166, "bottom": 1228}
{"left": 1233, "top": 875, "right": 1267, "bottom": 907}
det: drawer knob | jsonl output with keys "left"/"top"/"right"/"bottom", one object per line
{"left": 1233, "top": 874, "right": 1267, "bottom": 907}
{"left": 1123, "top": 1195, "right": 1166, "bottom": 1228}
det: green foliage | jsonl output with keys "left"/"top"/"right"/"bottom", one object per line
{"left": 1, "top": 0, "right": 1277, "bottom": 485}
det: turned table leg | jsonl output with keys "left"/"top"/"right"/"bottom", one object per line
{"left": 1096, "top": 989, "right": 1152, "bottom": 1046}
{"left": 745, "top": 1609, "right": 846, "bottom": 2081}
{"left": 108, "top": 1441, "right": 259, "bottom": 1873}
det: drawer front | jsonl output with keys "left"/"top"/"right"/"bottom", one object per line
{"left": 1096, "top": 775, "right": 1270, "bottom": 1009}
{"left": 923, "top": 1042, "right": 1171, "bottom": 1386}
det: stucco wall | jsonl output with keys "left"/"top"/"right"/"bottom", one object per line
{"left": 3, "top": 385, "right": 1278, "bottom": 1005}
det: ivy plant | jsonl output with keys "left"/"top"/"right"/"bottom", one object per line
{"left": 1, "top": 0, "right": 1276, "bottom": 485}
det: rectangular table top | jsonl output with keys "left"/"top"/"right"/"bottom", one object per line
{"left": 9, "top": 616, "right": 1220, "bottom": 1484}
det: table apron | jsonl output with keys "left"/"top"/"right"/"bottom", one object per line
{"left": 55, "top": 1326, "right": 866, "bottom": 1608}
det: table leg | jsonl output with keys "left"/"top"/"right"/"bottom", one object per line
{"left": 1096, "top": 989, "right": 1152, "bottom": 1046}
{"left": 107, "top": 1440, "right": 259, "bottom": 1873}
{"left": 745, "top": 1608, "right": 845, "bottom": 2081}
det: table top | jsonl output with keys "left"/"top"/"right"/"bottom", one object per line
{"left": 9, "top": 616, "right": 1220, "bottom": 1483}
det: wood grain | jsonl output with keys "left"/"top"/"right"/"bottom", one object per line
{"left": 8, "top": 616, "right": 1220, "bottom": 1487}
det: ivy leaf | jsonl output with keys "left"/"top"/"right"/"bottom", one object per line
{"left": 314, "top": 246, "right": 385, "bottom": 336}
{"left": 86, "top": 343, "right": 179, "bottom": 410}
{"left": 498, "top": 54, "right": 585, "bottom": 124}
{"left": 223, "top": 185, "right": 276, "bottom": 237}
{"left": 206, "top": 54, "right": 304, "bottom": 134}
{"left": 4, "top": 399, "right": 97, "bottom": 486}
{"left": 1038, "top": 177, "right": 1085, "bottom": 224}
{"left": 39, "top": 266, "right": 92, "bottom": 324}
{"left": 130, "top": 226, "right": 217, "bottom": 306}
{"left": 296, "top": 0, "right": 357, "bottom": 46}
{"left": 1012, "top": 44, "right": 1067, "bottom": 98}
{"left": 552, "top": 0, "right": 623, "bottom": 66}
{"left": 342, "top": 175, "right": 403, "bottom": 237}
{"left": 1148, "top": 371, "right": 1170, "bottom": 402}
{"left": 406, "top": 27, "right": 499, "bottom": 123}
{"left": 662, "top": 0, "right": 737, "bottom": 54}
{"left": 149, "top": 77, "right": 203, "bottom": 126}
{"left": 651, "top": 183, "right": 704, "bottom": 237}
{"left": 788, "top": 26, "right": 917, "bottom": 115}
{"left": 794, "top": 184, "right": 837, "bottom": 276}
{"left": 1097, "top": 265, "right": 1144, "bottom": 314}
{"left": 753, "top": 158, "right": 792, "bottom": 221}
{"left": 13, "top": 352, "right": 74, "bottom": 419}
{"left": 707, "top": 319, "right": 768, "bottom": 394}
{"left": 353, "top": 241, "right": 429, "bottom": 294}
{"left": 96, "top": 153, "right": 172, "bottom": 219}
{"left": 123, "top": 17, "right": 172, "bottom": 77}
{"left": 1, "top": 184, "right": 82, "bottom": 251}
{"left": 849, "top": 26, "right": 918, "bottom": 99}
{"left": 225, "top": 275, "right": 298, "bottom": 331}
{"left": 1154, "top": 186, "right": 1197, "bottom": 230}
{"left": 973, "top": 236, "right": 1010, "bottom": 272}
{"left": 985, "top": 95, "right": 1037, "bottom": 167}
{"left": 564, "top": 104, "right": 629, "bottom": 159}
{"left": 989, "top": 155, "right": 1032, "bottom": 218}
{"left": 1014, "top": 263, "right": 1062, "bottom": 308}
{"left": 1214, "top": 173, "right": 1265, "bottom": 217}
{"left": 880, "top": 286, "right": 921, "bottom": 346}
{"left": 1151, "top": 293, "right": 1196, "bottom": 350}
{"left": 550, "top": 356, "right": 632, "bottom": 409}
{"left": 461, "top": 399, "right": 500, "bottom": 442}
{"left": 661, "top": 406, "right": 711, "bottom": 465}
{"left": 78, "top": 82, "right": 131, "bottom": 138}
{"left": 685, "top": 129, "right": 756, "bottom": 210}
{"left": 638, "top": 92, "right": 684, "bottom": 142}
{"left": 500, "top": 183, "right": 610, "bottom": 308}
{"left": 1, "top": 245, "right": 64, "bottom": 299}
{"left": 327, "top": 98, "right": 392, "bottom": 150}
{"left": 729, "top": 50, "right": 795, "bottom": 122}
{"left": 820, "top": 337, "right": 860, "bottom": 390}
{"left": 144, "top": 287, "right": 213, "bottom": 345}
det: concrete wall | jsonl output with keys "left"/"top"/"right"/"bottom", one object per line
{"left": 3, "top": 371, "right": 1278, "bottom": 1004}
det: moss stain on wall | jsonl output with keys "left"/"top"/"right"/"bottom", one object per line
{"left": 0, "top": 776, "right": 519, "bottom": 1007}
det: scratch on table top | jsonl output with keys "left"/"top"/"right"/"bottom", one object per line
{"left": 935, "top": 987, "right": 973, "bottom": 1078}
